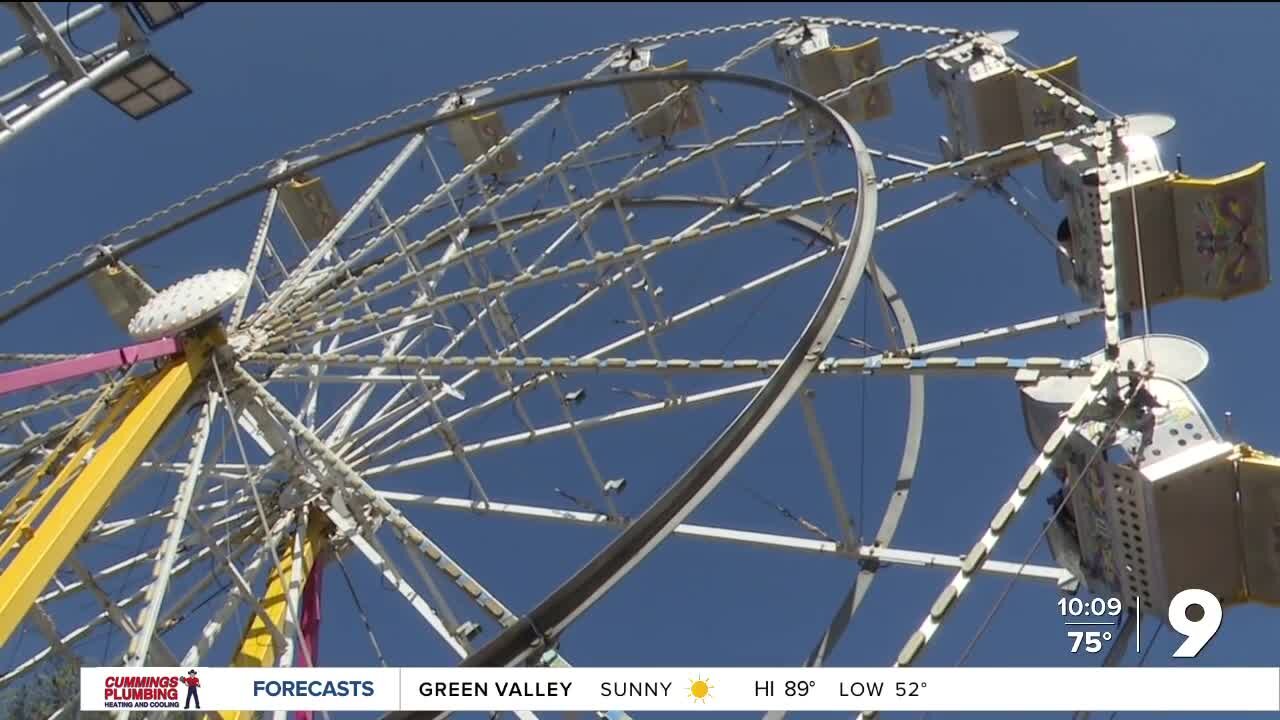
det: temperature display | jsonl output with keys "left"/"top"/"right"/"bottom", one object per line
{"left": 784, "top": 681, "right": 814, "bottom": 696}
{"left": 1068, "top": 630, "right": 1112, "bottom": 653}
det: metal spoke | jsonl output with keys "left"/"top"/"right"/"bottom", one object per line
{"left": 878, "top": 364, "right": 1115, "bottom": 676}
{"left": 377, "top": 491, "right": 1071, "bottom": 585}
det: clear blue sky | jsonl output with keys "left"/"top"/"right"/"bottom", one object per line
{"left": 3, "top": 4, "right": 1279, "bottom": 719}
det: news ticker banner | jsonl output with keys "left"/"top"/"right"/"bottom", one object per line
{"left": 82, "top": 667, "right": 1280, "bottom": 713}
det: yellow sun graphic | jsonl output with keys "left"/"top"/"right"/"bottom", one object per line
{"left": 687, "top": 675, "right": 714, "bottom": 703}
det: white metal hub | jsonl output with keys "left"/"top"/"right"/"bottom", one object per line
{"left": 127, "top": 268, "right": 248, "bottom": 341}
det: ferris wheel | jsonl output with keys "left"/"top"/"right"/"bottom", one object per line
{"left": 0, "top": 10, "right": 1276, "bottom": 720}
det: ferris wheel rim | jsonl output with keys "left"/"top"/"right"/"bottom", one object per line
{"left": 386, "top": 72, "right": 881, "bottom": 676}
{"left": 6, "top": 66, "right": 866, "bottom": 329}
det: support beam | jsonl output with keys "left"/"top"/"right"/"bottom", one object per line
{"left": 0, "top": 333, "right": 215, "bottom": 646}
{"left": 0, "top": 46, "right": 135, "bottom": 149}
{"left": 856, "top": 362, "right": 1116, "bottom": 720}
{"left": 377, "top": 492, "right": 1071, "bottom": 585}
{"left": 0, "top": 382, "right": 134, "bottom": 553}
{"left": 229, "top": 510, "right": 329, "bottom": 670}
{"left": 0, "top": 337, "right": 180, "bottom": 397}
{"left": 245, "top": 352, "right": 1097, "bottom": 379}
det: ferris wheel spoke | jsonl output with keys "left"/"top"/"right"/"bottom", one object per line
{"left": 0, "top": 383, "right": 106, "bottom": 428}
{"left": 339, "top": 490, "right": 634, "bottom": 718}
{"left": 65, "top": 557, "right": 181, "bottom": 664}
{"left": 267, "top": 186, "right": 951, "bottom": 489}
{"left": 123, "top": 391, "right": 218, "bottom": 666}
{"left": 906, "top": 308, "right": 1102, "bottom": 357}
{"left": 87, "top": 498, "right": 251, "bottom": 543}
{"left": 190, "top": 509, "right": 291, "bottom": 655}
{"left": 876, "top": 116, "right": 1102, "bottom": 194}
{"left": 232, "top": 365, "right": 524, "bottom": 632}
{"left": 270, "top": 61, "right": 609, "bottom": 324}
{"left": 272, "top": 136, "right": 815, "bottom": 344}
{"left": 321, "top": 503, "right": 469, "bottom": 658}
{"left": 377, "top": 491, "right": 1071, "bottom": 585}
{"left": 26, "top": 602, "right": 81, "bottom": 670}
{"left": 137, "top": 460, "right": 257, "bottom": 478}
{"left": 232, "top": 159, "right": 288, "bottom": 327}
{"left": 180, "top": 512, "right": 293, "bottom": 666}
{"left": 89, "top": 495, "right": 254, "bottom": 553}
{"left": 329, "top": 150, "right": 665, "bottom": 447}
{"left": 320, "top": 201, "right": 586, "bottom": 361}
{"left": 988, "top": 181, "right": 1071, "bottom": 260}
{"left": 343, "top": 229, "right": 873, "bottom": 464}
{"left": 874, "top": 363, "right": 1116, "bottom": 709}
{"left": 268, "top": 43, "right": 923, "bottom": 329}
{"left": 0, "top": 416, "right": 75, "bottom": 463}
{"left": 250, "top": 352, "right": 1096, "bottom": 384}
{"left": 0, "top": 519, "right": 261, "bottom": 688}
{"left": 265, "top": 190, "right": 857, "bottom": 349}
{"left": 1091, "top": 141, "right": 1124, "bottom": 363}
{"left": 285, "top": 32, "right": 737, "bottom": 319}
{"left": 263, "top": 133, "right": 431, "bottom": 321}
{"left": 35, "top": 513, "right": 254, "bottom": 610}
{"left": 442, "top": 171, "right": 631, "bottom": 514}
{"left": 271, "top": 154, "right": 923, "bottom": 379}
{"left": 550, "top": 102, "right": 677, "bottom": 392}
{"left": 363, "top": 378, "right": 763, "bottom": 477}
{"left": 798, "top": 389, "right": 859, "bottom": 550}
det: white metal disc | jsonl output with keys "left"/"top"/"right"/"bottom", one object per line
{"left": 1025, "top": 334, "right": 1210, "bottom": 406}
{"left": 983, "top": 30, "right": 1020, "bottom": 45}
{"left": 127, "top": 268, "right": 248, "bottom": 341}
{"left": 1123, "top": 112, "right": 1177, "bottom": 139}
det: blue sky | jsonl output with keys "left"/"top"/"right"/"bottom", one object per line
{"left": 3, "top": 4, "right": 1279, "bottom": 719}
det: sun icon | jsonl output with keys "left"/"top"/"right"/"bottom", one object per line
{"left": 687, "top": 675, "right": 714, "bottom": 703}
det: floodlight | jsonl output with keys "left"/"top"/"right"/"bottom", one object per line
{"left": 130, "top": 2, "right": 203, "bottom": 31}
{"left": 95, "top": 54, "right": 191, "bottom": 119}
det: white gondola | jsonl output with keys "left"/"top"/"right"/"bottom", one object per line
{"left": 1020, "top": 336, "right": 1280, "bottom": 616}
{"left": 84, "top": 251, "right": 154, "bottom": 333}
{"left": 1044, "top": 127, "right": 1270, "bottom": 310}
{"left": 927, "top": 33, "right": 1079, "bottom": 167}
{"left": 277, "top": 172, "right": 340, "bottom": 244}
{"left": 610, "top": 43, "right": 702, "bottom": 141}
{"left": 437, "top": 87, "right": 521, "bottom": 177}
{"left": 771, "top": 23, "right": 891, "bottom": 129}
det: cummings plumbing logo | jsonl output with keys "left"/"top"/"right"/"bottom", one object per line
{"left": 101, "top": 669, "right": 204, "bottom": 711}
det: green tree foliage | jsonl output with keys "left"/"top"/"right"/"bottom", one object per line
{"left": 0, "top": 658, "right": 110, "bottom": 720}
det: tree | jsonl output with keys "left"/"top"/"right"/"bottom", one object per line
{"left": 0, "top": 657, "right": 110, "bottom": 720}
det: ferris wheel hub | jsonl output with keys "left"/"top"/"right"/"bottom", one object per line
{"left": 127, "top": 268, "right": 249, "bottom": 341}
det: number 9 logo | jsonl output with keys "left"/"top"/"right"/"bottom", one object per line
{"left": 1168, "top": 589, "right": 1222, "bottom": 658}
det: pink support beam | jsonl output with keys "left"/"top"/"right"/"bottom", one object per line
{"left": 296, "top": 555, "right": 325, "bottom": 720}
{"left": 0, "top": 337, "right": 181, "bottom": 397}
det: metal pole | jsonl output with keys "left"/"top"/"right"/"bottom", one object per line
{"left": 0, "top": 45, "right": 133, "bottom": 149}
{"left": 0, "top": 3, "right": 105, "bottom": 70}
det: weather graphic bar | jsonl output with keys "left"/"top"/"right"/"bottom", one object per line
{"left": 81, "top": 667, "right": 1280, "bottom": 712}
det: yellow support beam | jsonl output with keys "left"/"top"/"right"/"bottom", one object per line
{"left": 223, "top": 511, "right": 329, "bottom": 720}
{"left": 0, "top": 335, "right": 215, "bottom": 647}
{"left": 231, "top": 511, "right": 329, "bottom": 668}
{"left": 0, "top": 379, "right": 150, "bottom": 563}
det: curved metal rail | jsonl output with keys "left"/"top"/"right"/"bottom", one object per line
{"left": 376, "top": 70, "right": 877, "bottom": 720}
{"left": 461, "top": 194, "right": 926, "bottom": 678}
{"left": 2, "top": 69, "right": 868, "bottom": 327}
